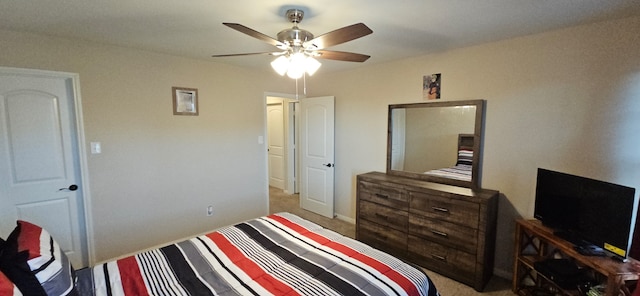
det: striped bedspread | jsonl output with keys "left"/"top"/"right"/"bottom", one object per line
{"left": 424, "top": 164, "right": 472, "bottom": 181}
{"left": 80, "top": 213, "right": 438, "bottom": 296}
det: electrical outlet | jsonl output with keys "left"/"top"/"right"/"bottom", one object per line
{"left": 206, "top": 205, "right": 213, "bottom": 216}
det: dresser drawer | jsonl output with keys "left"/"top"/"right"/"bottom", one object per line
{"left": 409, "top": 215, "right": 477, "bottom": 253}
{"left": 357, "top": 219, "right": 407, "bottom": 257}
{"left": 407, "top": 235, "right": 475, "bottom": 284}
{"left": 359, "top": 200, "right": 408, "bottom": 232}
{"left": 356, "top": 172, "right": 499, "bottom": 292}
{"left": 409, "top": 191, "right": 479, "bottom": 227}
{"left": 358, "top": 181, "right": 408, "bottom": 210}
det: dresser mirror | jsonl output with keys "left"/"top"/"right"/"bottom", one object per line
{"left": 387, "top": 99, "right": 485, "bottom": 188}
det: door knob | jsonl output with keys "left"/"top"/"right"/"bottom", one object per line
{"left": 323, "top": 163, "right": 334, "bottom": 167}
{"left": 59, "top": 184, "right": 78, "bottom": 191}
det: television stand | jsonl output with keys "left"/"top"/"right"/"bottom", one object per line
{"left": 513, "top": 219, "right": 639, "bottom": 296}
{"left": 553, "top": 231, "right": 607, "bottom": 256}
{"left": 553, "top": 231, "right": 589, "bottom": 246}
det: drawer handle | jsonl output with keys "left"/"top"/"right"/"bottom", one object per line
{"left": 375, "top": 213, "right": 389, "bottom": 220}
{"left": 431, "top": 229, "right": 448, "bottom": 237}
{"left": 375, "top": 193, "right": 389, "bottom": 199}
{"left": 431, "top": 254, "right": 447, "bottom": 261}
{"left": 432, "top": 206, "right": 449, "bottom": 213}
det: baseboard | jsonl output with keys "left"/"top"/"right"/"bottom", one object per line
{"left": 335, "top": 214, "right": 355, "bottom": 224}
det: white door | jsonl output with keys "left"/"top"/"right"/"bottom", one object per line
{"left": 267, "top": 102, "right": 285, "bottom": 189}
{"left": 0, "top": 68, "right": 88, "bottom": 268}
{"left": 300, "top": 96, "right": 335, "bottom": 218}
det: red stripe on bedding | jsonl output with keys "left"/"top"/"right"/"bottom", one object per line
{"left": 0, "top": 271, "right": 19, "bottom": 296}
{"left": 206, "top": 232, "right": 300, "bottom": 296}
{"left": 268, "top": 214, "right": 420, "bottom": 295}
{"left": 16, "top": 221, "right": 43, "bottom": 259}
{"left": 117, "top": 256, "right": 150, "bottom": 296}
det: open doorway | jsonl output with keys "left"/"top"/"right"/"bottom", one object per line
{"left": 265, "top": 94, "right": 299, "bottom": 196}
{"left": 265, "top": 94, "right": 336, "bottom": 219}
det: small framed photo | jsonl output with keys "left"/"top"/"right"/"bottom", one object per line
{"left": 172, "top": 87, "right": 199, "bottom": 116}
{"left": 423, "top": 73, "right": 441, "bottom": 100}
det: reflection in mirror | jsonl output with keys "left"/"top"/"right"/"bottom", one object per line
{"left": 387, "top": 100, "right": 485, "bottom": 188}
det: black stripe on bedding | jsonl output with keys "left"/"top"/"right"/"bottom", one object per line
{"left": 195, "top": 236, "right": 260, "bottom": 296}
{"left": 220, "top": 228, "right": 333, "bottom": 296}
{"left": 32, "top": 237, "right": 56, "bottom": 274}
{"left": 138, "top": 250, "right": 177, "bottom": 295}
{"left": 244, "top": 219, "right": 396, "bottom": 295}
{"left": 176, "top": 239, "right": 240, "bottom": 295}
{"left": 160, "top": 244, "right": 214, "bottom": 296}
{"left": 255, "top": 217, "right": 402, "bottom": 296}
{"left": 406, "top": 262, "right": 439, "bottom": 296}
{"left": 235, "top": 222, "right": 367, "bottom": 296}
{"left": 102, "top": 264, "right": 112, "bottom": 296}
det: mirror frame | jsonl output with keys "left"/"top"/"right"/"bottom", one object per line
{"left": 386, "top": 99, "right": 485, "bottom": 188}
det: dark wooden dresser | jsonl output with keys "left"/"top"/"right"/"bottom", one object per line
{"left": 356, "top": 171, "right": 499, "bottom": 291}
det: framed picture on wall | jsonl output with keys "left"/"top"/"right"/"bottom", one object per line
{"left": 423, "top": 73, "right": 441, "bottom": 100}
{"left": 172, "top": 87, "right": 199, "bottom": 116}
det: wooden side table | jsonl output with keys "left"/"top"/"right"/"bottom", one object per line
{"left": 513, "top": 219, "right": 640, "bottom": 296}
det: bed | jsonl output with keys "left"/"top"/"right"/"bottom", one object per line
{"left": 1, "top": 213, "right": 439, "bottom": 296}
{"left": 424, "top": 134, "right": 474, "bottom": 182}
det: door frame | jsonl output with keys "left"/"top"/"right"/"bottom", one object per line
{"left": 0, "top": 66, "right": 95, "bottom": 265}
{"left": 266, "top": 98, "right": 286, "bottom": 189}
{"left": 289, "top": 100, "right": 300, "bottom": 194}
{"left": 263, "top": 92, "right": 299, "bottom": 195}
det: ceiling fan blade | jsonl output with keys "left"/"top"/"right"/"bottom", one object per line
{"left": 304, "top": 23, "right": 372, "bottom": 50}
{"left": 315, "top": 50, "right": 370, "bottom": 62}
{"left": 211, "top": 52, "right": 282, "bottom": 58}
{"left": 223, "top": 23, "right": 285, "bottom": 48}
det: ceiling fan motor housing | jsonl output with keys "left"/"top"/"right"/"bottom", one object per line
{"left": 277, "top": 28, "right": 314, "bottom": 47}
{"left": 277, "top": 9, "right": 314, "bottom": 48}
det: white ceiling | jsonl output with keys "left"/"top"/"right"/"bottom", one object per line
{"left": 2, "top": 0, "right": 640, "bottom": 74}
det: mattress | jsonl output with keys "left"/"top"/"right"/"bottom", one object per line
{"left": 77, "top": 212, "right": 438, "bottom": 296}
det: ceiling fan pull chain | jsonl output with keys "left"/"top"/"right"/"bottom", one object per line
{"left": 303, "top": 73, "right": 307, "bottom": 96}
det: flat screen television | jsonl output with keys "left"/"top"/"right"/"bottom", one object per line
{"left": 534, "top": 168, "right": 637, "bottom": 259}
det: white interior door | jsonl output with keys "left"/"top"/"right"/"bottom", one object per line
{"left": 267, "top": 101, "right": 285, "bottom": 189}
{"left": 0, "top": 68, "right": 88, "bottom": 267}
{"left": 300, "top": 96, "right": 335, "bottom": 218}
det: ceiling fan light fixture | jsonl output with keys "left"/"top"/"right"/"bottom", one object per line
{"left": 305, "top": 57, "right": 321, "bottom": 76}
{"left": 286, "top": 53, "right": 306, "bottom": 79}
{"left": 271, "top": 55, "right": 289, "bottom": 76}
{"left": 287, "top": 68, "right": 304, "bottom": 79}
{"left": 273, "top": 52, "right": 320, "bottom": 79}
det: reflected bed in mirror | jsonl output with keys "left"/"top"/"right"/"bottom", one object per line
{"left": 387, "top": 100, "right": 485, "bottom": 188}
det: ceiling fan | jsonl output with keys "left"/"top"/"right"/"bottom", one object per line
{"left": 212, "top": 9, "right": 373, "bottom": 78}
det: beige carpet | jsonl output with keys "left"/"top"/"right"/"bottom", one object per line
{"left": 269, "top": 187, "right": 515, "bottom": 295}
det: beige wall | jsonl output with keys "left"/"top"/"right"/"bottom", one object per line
{"left": 2, "top": 15, "right": 639, "bottom": 277}
{"left": 403, "top": 106, "right": 476, "bottom": 172}
{"left": 310, "top": 16, "right": 640, "bottom": 276}
{"left": 0, "top": 29, "right": 293, "bottom": 263}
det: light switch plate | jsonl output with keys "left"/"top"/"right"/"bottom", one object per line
{"left": 90, "top": 142, "right": 101, "bottom": 154}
